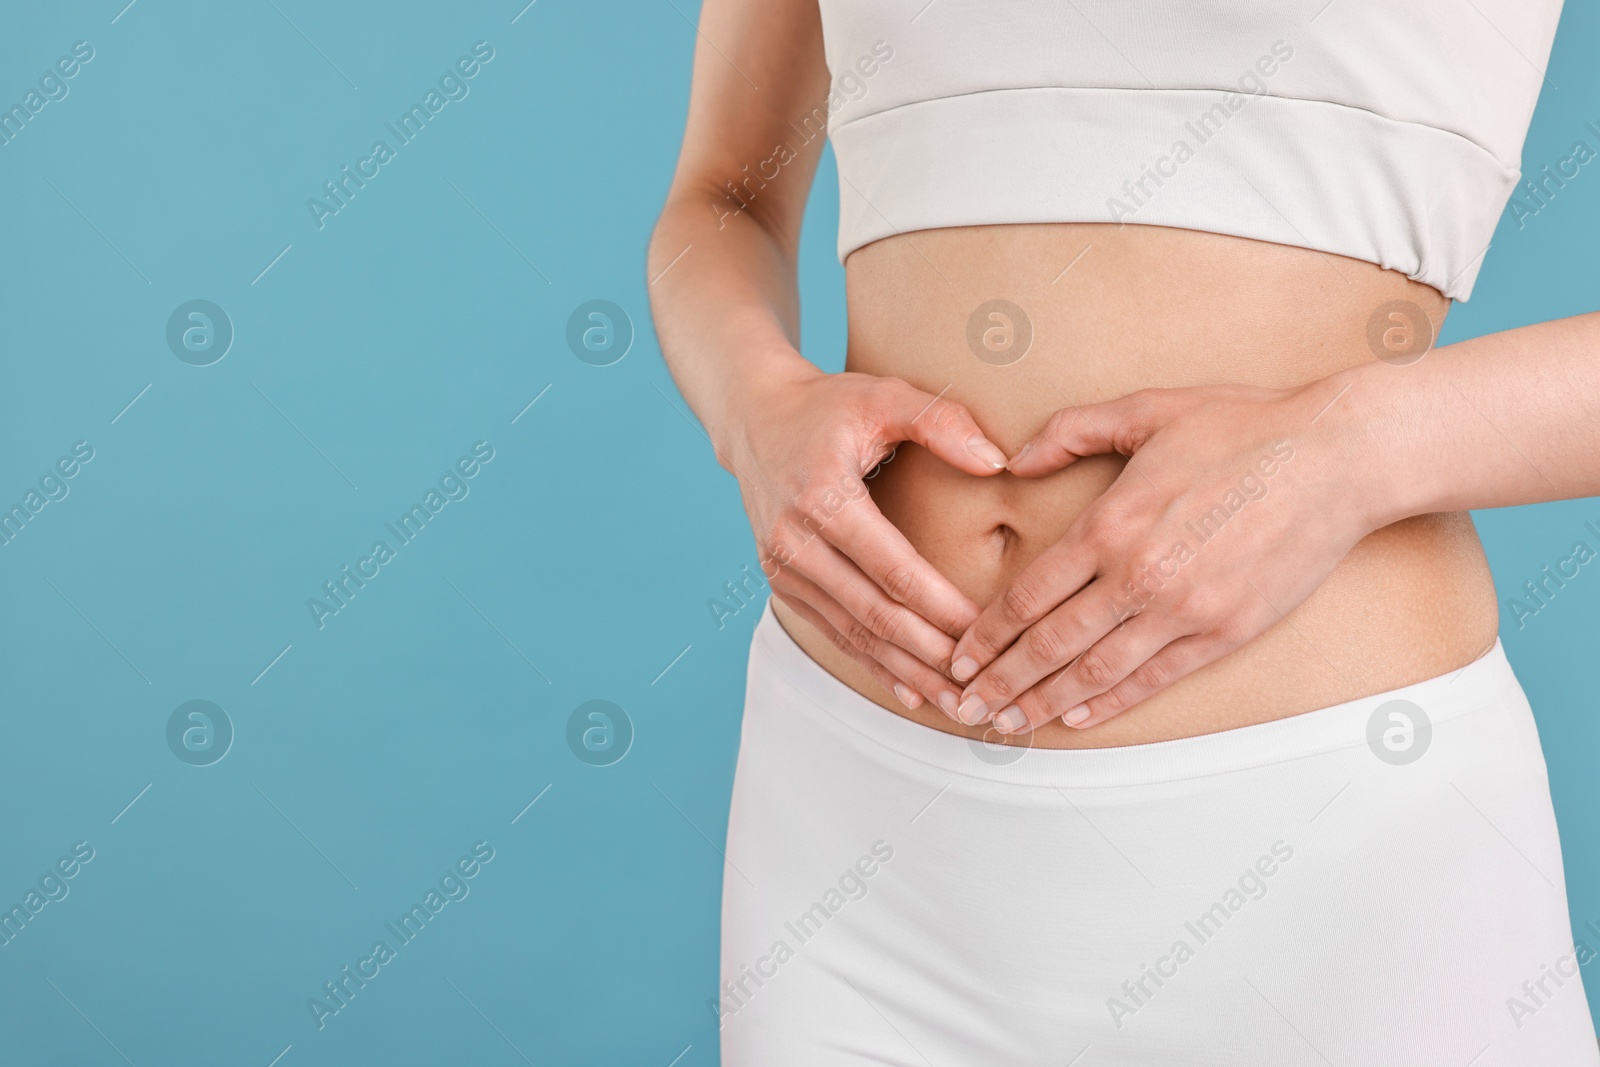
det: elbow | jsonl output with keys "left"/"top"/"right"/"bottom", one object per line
{"left": 646, "top": 187, "right": 709, "bottom": 283}
{"left": 645, "top": 218, "right": 675, "bottom": 292}
{"left": 651, "top": 176, "right": 800, "bottom": 264}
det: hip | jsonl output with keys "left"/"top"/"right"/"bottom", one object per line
{"left": 721, "top": 605, "right": 1595, "bottom": 1064}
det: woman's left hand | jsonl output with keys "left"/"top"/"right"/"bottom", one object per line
{"left": 948, "top": 378, "right": 1381, "bottom": 735}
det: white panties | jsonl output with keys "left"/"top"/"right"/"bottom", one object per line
{"left": 719, "top": 602, "right": 1599, "bottom": 1066}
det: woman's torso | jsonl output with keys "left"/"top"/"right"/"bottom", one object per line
{"left": 772, "top": 222, "right": 1500, "bottom": 748}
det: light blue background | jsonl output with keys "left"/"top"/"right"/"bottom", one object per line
{"left": 0, "top": 1, "right": 1595, "bottom": 1063}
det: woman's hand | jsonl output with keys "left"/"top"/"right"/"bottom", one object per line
{"left": 725, "top": 361, "right": 1009, "bottom": 713}
{"left": 947, "top": 379, "right": 1378, "bottom": 734}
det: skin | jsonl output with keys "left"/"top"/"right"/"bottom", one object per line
{"left": 649, "top": 0, "right": 1600, "bottom": 749}
{"left": 649, "top": 0, "right": 1001, "bottom": 712}
{"left": 956, "top": 308, "right": 1600, "bottom": 737}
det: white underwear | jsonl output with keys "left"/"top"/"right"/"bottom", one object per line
{"left": 719, "top": 602, "right": 1599, "bottom": 1066}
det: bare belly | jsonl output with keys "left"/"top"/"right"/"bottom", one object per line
{"left": 772, "top": 222, "right": 1500, "bottom": 749}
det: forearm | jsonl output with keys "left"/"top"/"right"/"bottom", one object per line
{"left": 647, "top": 191, "right": 819, "bottom": 468}
{"left": 1324, "top": 310, "right": 1600, "bottom": 527}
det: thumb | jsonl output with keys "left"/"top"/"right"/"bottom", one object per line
{"left": 872, "top": 379, "right": 1008, "bottom": 477}
{"left": 1005, "top": 390, "right": 1172, "bottom": 477}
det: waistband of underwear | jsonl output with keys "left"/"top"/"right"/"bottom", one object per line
{"left": 749, "top": 600, "right": 1523, "bottom": 788}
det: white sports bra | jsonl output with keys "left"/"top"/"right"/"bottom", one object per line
{"left": 816, "top": 1, "right": 1564, "bottom": 300}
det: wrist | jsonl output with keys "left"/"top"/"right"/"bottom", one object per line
{"left": 1297, "top": 361, "right": 1433, "bottom": 532}
{"left": 712, "top": 346, "right": 821, "bottom": 471}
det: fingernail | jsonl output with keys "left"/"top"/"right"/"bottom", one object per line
{"left": 1063, "top": 704, "right": 1091, "bottom": 727}
{"left": 893, "top": 684, "right": 920, "bottom": 710}
{"left": 993, "top": 705, "right": 1028, "bottom": 734}
{"left": 1007, "top": 442, "right": 1033, "bottom": 468}
{"left": 952, "top": 655, "right": 979, "bottom": 682}
{"left": 957, "top": 695, "right": 990, "bottom": 726}
{"left": 965, "top": 434, "right": 1008, "bottom": 471}
{"left": 936, "top": 690, "right": 959, "bottom": 718}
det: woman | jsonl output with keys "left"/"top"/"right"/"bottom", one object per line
{"left": 650, "top": 0, "right": 1599, "bottom": 1062}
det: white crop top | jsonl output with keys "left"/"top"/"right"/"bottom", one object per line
{"left": 817, "top": 1, "right": 1564, "bottom": 300}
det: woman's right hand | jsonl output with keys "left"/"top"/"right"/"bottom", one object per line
{"left": 721, "top": 360, "right": 1009, "bottom": 714}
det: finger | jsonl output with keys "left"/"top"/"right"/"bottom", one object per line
{"left": 1006, "top": 391, "right": 1171, "bottom": 477}
{"left": 817, "top": 492, "right": 981, "bottom": 637}
{"left": 794, "top": 529, "right": 965, "bottom": 669}
{"left": 952, "top": 580, "right": 1124, "bottom": 726}
{"left": 775, "top": 584, "right": 963, "bottom": 719}
{"left": 1046, "top": 633, "right": 1228, "bottom": 731}
{"left": 990, "top": 617, "right": 1181, "bottom": 734}
{"left": 870, "top": 378, "right": 1010, "bottom": 476}
{"left": 777, "top": 591, "right": 915, "bottom": 705}
{"left": 949, "top": 538, "right": 1099, "bottom": 683}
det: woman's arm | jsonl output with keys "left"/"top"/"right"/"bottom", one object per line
{"left": 647, "top": 0, "right": 826, "bottom": 448}
{"left": 648, "top": 0, "right": 1008, "bottom": 710}
{"left": 945, "top": 309, "right": 1600, "bottom": 735}
{"left": 1345, "top": 311, "right": 1600, "bottom": 519}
